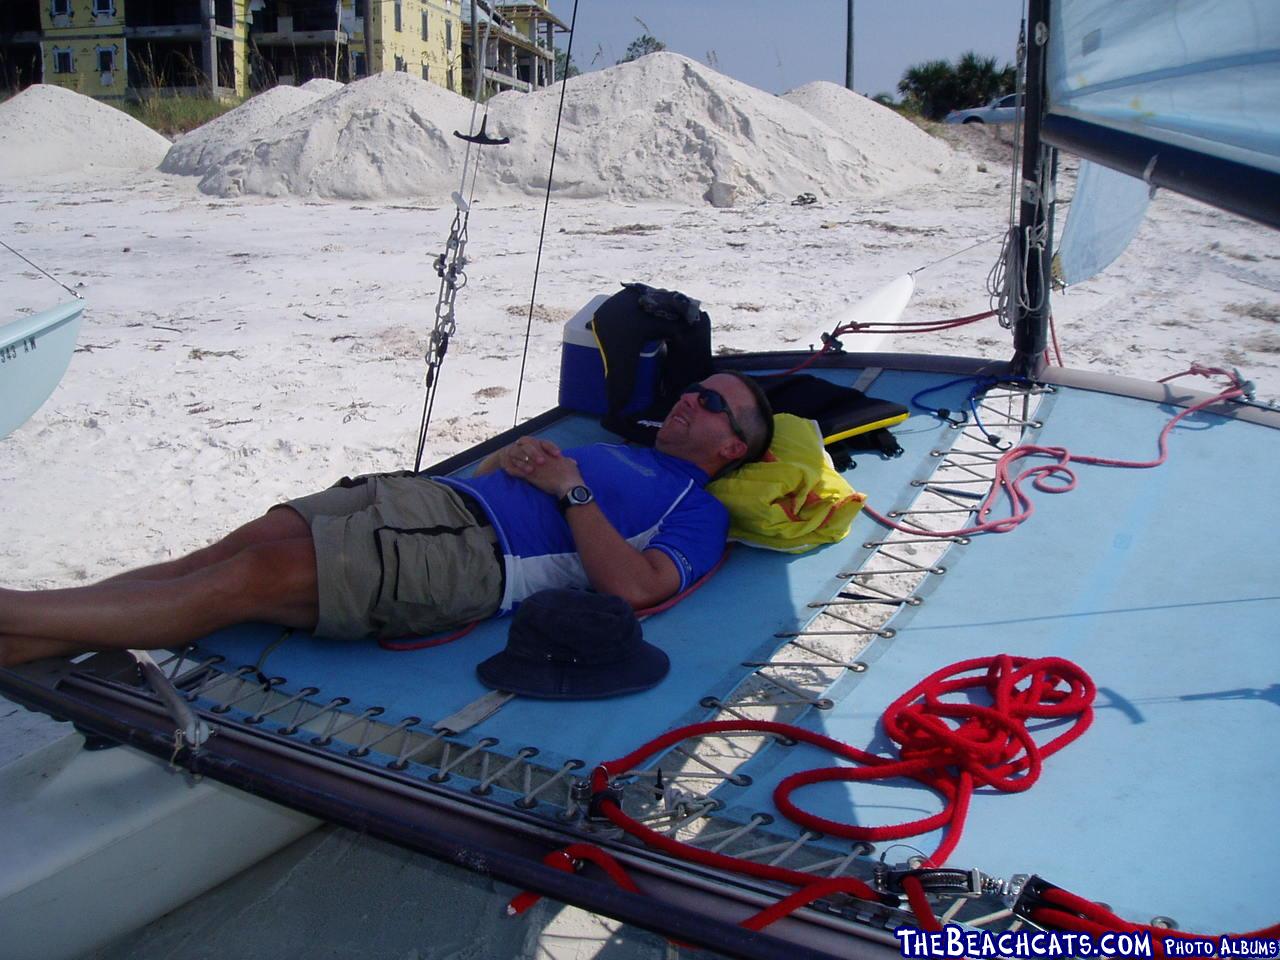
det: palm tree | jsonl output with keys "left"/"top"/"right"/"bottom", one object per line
{"left": 953, "top": 51, "right": 1007, "bottom": 108}
{"left": 897, "top": 59, "right": 956, "bottom": 120}
{"left": 897, "top": 51, "right": 1016, "bottom": 120}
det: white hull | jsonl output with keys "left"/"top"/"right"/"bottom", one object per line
{"left": 0, "top": 721, "right": 318, "bottom": 960}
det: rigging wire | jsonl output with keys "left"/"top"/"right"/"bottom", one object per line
{"left": 0, "top": 238, "right": 82, "bottom": 300}
{"left": 989, "top": 18, "right": 1029, "bottom": 329}
{"left": 907, "top": 232, "right": 1003, "bottom": 278}
{"left": 412, "top": 14, "right": 500, "bottom": 472}
{"left": 512, "top": 0, "right": 580, "bottom": 428}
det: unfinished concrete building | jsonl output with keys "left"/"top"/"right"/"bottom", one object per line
{"left": 462, "top": 0, "right": 565, "bottom": 96}
{"left": 0, "top": 2, "right": 43, "bottom": 90}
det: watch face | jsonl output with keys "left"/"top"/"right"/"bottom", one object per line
{"left": 569, "top": 485, "right": 592, "bottom": 505}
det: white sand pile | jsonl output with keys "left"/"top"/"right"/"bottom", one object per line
{"left": 484, "top": 54, "right": 953, "bottom": 206}
{"left": 162, "top": 85, "right": 327, "bottom": 176}
{"left": 198, "top": 71, "right": 475, "bottom": 199}
{"left": 781, "top": 81, "right": 952, "bottom": 176}
{"left": 193, "top": 53, "right": 953, "bottom": 205}
{"left": 0, "top": 84, "right": 170, "bottom": 183}
{"left": 300, "top": 78, "right": 345, "bottom": 95}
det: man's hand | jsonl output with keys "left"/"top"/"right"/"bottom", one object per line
{"left": 480, "top": 437, "right": 583, "bottom": 497}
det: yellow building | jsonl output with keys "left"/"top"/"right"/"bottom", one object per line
{"left": 6, "top": 0, "right": 252, "bottom": 101}
{"left": 0, "top": 0, "right": 529, "bottom": 101}
{"left": 254, "top": 1, "right": 464, "bottom": 91}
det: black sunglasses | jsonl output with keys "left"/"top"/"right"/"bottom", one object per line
{"left": 682, "top": 383, "right": 748, "bottom": 447}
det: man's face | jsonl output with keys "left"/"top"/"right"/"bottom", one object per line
{"left": 655, "top": 373, "right": 753, "bottom": 466}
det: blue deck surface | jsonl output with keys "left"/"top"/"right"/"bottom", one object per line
{"left": 719, "top": 386, "right": 1280, "bottom": 933}
{"left": 192, "top": 372, "right": 1280, "bottom": 932}
{"left": 197, "top": 369, "right": 974, "bottom": 766}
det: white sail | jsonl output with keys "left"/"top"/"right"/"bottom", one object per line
{"left": 1055, "top": 160, "right": 1150, "bottom": 286}
{"left": 1047, "top": 0, "right": 1280, "bottom": 175}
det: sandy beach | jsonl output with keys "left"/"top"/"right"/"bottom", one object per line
{"left": 2, "top": 58, "right": 1279, "bottom": 956}
{"left": 3, "top": 152, "right": 1277, "bottom": 589}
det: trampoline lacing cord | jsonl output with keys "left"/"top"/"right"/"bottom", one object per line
{"left": 864, "top": 365, "right": 1247, "bottom": 539}
{"left": 509, "top": 655, "right": 1093, "bottom": 932}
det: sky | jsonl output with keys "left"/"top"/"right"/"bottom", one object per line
{"left": 544, "top": 0, "right": 1027, "bottom": 99}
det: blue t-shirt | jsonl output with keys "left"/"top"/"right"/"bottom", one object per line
{"left": 439, "top": 444, "right": 727, "bottom": 612}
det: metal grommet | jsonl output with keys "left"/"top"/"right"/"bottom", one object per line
{"left": 815, "top": 698, "right": 835, "bottom": 710}
{"left": 850, "top": 661, "right": 869, "bottom": 672}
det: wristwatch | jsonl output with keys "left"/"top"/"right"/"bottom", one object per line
{"left": 557, "top": 484, "right": 594, "bottom": 514}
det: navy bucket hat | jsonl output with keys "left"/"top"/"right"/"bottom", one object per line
{"left": 476, "top": 589, "right": 670, "bottom": 699}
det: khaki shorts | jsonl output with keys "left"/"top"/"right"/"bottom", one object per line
{"left": 279, "top": 472, "right": 503, "bottom": 640}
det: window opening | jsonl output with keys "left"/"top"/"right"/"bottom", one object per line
{"left": 394, "top": 0, "right": 402, "bottom": 32}
{"left": 52, "top": 49, "right": 73, "bottom": 73}
{"left": 50, "top": 0, "right": 71, "bottom": 16}
{"left": 421, "top": 11, "right": 429, "bottom": 41}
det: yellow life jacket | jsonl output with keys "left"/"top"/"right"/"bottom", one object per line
{"left": 707, "top": 414, "right": 866, "bottom": 554}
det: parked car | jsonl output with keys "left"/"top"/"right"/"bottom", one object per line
{"left": 944, "top": 93, "right": 1020, "bottom": 124}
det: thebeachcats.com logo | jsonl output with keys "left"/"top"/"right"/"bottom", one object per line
{"left": 895, "top": 925, "right": 1153, "bottom": 958}
{"left": 896, "top": 927, "right": 1280, "bottom": 959}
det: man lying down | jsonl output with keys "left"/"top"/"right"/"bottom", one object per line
{"left": 0, "top": 373, "right": 774, "bottom": 667}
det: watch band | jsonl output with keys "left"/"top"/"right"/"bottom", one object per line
{"left": 558, "top": 484, "right": 594, "bottom": 513}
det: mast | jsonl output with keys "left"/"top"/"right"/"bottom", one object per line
{"left": 844, "top": 0, "right": 854, "bottom": 90}
{"left": 1010, "top": 0, "right": 1052, "bottom": 379}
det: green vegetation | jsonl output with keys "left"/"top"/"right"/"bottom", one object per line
{"left": 117, "top": 93, "right": 244, "bottom": 137}
{"left": 554, "top": 46, "right": 580, "bottom": 80}
{"left": 895, "top": 51, "right": 1016, "bottom": 121}
{"left": 619, "top": 34, "right": 666, "bottom": 64}
{"left": 619, "top": 16, "right": 666, "bottom": 65}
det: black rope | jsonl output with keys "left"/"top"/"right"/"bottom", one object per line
{"left": 512, "top": 0, "right": 579, "bottom": 427}
{"left": 1, "top": 238, "right": 82, "bottom": 300}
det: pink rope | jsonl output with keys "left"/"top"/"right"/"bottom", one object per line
{"left": 864, "top": 369, "right": 1244, "bottom": 539}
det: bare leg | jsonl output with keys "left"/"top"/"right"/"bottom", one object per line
{"left": 0, "top": 636, "right": 87, "bottom": 667}
{"left": 98, "top": 508, "right": 311, "bottom": 584}
{"left": 0, "top": 538, "right": 318, "bottom": 665}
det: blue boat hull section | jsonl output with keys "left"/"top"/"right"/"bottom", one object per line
{"left": 1, "top": 301, "right": 85, "bottom": 439}
{"left": 722, "top": 386, "right": 1280, "bottom": 933}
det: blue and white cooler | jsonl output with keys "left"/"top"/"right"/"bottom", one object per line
{"left": 558, "top": 295, "right": 663, "bottom": 417}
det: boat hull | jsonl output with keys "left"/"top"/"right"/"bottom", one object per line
{"left": 1, "top": 301, "right": 86, "bottom": 439}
